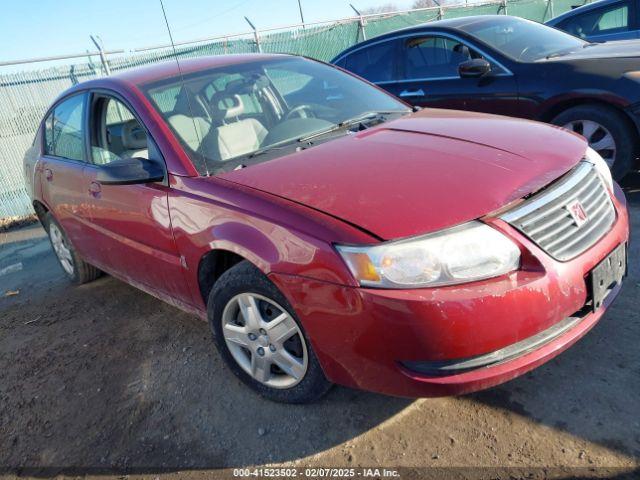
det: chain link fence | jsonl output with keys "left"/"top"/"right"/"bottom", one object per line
{"left": 0, "top": 0, "right": 583, "bottom": 221}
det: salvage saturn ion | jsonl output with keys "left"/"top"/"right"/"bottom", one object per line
{"left": 23, "top": 54, "right": 629, "bottom": 403}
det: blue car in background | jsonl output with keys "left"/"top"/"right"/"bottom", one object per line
{"left": 546, "top": 0, "right": 639, "bottom": 41}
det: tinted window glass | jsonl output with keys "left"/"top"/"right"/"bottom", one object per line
{"left": 91, "top": 97, "right": 148, "bottom": 165}
{"left": 344, "top": 41, "right": 396, "bottom": 82}
{"left": 403, "top": 36, "right": 485, "bottom": 79}
{"left": 45, "top": 94, "right": 86, "bottom": 161}
{"left": 44, "top": 114, "right": 53, "bottom": 153}
{"left": 457, "top": 16, "right": 586, "bottom": 61}
{"left": 560, "top": 3, "right": 629, "bottom": 38}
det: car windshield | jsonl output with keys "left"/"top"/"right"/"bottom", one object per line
{"left": 456, "top": 16, "right": 587, "bottom": 62}
{"left": 142, "top": 56, "right": 410, "bottom": 175}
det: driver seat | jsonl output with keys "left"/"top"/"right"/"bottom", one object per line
{"left": 211, "top": 94, "right": 268, "bottom": 160}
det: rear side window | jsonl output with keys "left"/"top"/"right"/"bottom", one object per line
{"left": 344, "top": 41, "right": 397, "bottom": 83}
{"left": 558, "top": 2, "right": 630, "bottom": 38}
{"left": 44, "top": 94, "right": 87, "bottom": 161}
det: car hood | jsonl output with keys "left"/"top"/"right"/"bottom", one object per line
{"left": 545, "top": 40, "right": 640, "bottom": 61}
{"left": 220, "top": 109, "right": 587, "bottom": 240}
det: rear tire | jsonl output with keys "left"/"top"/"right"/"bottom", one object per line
{"left": 207, "top": 260, "right": 332, "bottom": 403}
{"left": 44, "top": 213, "right": 101, "bottom": 285}
{"left": 552, "top": 104, "right": 637, "bottom": 181}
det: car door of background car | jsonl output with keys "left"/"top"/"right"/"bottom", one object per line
{"left": 381, "top": 33, "right": 520, "bottom": 116}
{"left": 82, "top": 91, "right": 195, "bottom": 306}
{"left": 556, "top": 0, "right": 639, "bottom": 41}
{"left": 40, "top": 92, "right": 96, "bottom": 258}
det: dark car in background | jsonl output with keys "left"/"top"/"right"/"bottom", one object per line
{"left": 546, "top": 0, "right": 639, "bottom": 42}
{"left": 332, "top": 15, "right": 640, "bottom": 179}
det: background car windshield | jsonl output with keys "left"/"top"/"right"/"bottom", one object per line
{"left": 458, "top": 16, "right": 587, "bottom": 61}
{"left": 143, "top": 57, "right": 409, "bottom": 174}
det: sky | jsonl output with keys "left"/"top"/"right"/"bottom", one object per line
{"left": 0, "top": 0, "right": 414, "bottom": 65}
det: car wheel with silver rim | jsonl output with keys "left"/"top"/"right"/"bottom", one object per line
{"left": 222, "top": 292, "right": 308, "bottom": 389}
{"left": 552, "top": 104, "right": 636, "bottom": 181}
{"left": 44, "top": 212, "right": 101, "bottom": 284}
{"left": 208, "top": 261, "right": 332, "bottom": 403}
{"left": 562, "top": 119, "right": 616, "bottom": 168}
{"left": 49, "top": 221, "right": 75, "bottom": 276}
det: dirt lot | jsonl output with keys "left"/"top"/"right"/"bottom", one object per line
{"left": 1, "top": 178, "right": 639, "bottom": 480}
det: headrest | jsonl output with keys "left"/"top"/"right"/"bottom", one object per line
{"left": 122, "top": 120, "right": 147, "bottom": 150}
{"left": 210, "top": 93, "right": 245, "bottom": 122}
{"left": 453, "top": 44, "right": 470, "bottom": 58}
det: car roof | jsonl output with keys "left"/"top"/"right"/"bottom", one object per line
{"left": 59, "top": 53, "right": 294, "bottom": 99}
{"left": 546, "top": 0, "right": 618, "bottom": 25}
{"left": 110, "top": 53, "right": 291, "bottom": 85}
{"left": 331, "top": 15, "right": 513, "bottom": 61}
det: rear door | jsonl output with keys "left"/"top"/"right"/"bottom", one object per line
{"left": 40, "top": 93, "right": 96, "bottom": 258}
{"left": 383, "top": 34, "right": 520, "bottom": 116}
{"left": 82, "top": 91, "right": 194, "bottom": 306}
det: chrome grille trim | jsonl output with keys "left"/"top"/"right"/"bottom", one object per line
{"left": 501, "top": 162, "right": 615, "bottom": 261}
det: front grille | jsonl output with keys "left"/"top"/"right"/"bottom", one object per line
{"left": 501, "top": 162, "right": 615, "bottom": 261}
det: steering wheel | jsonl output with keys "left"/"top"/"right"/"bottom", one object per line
{"left": 285, "top": 104, "right": 315, "bottom": 120}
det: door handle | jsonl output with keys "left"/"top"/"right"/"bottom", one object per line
{"left": 44, "top": 168, "right": 53, "bottom": 181}
{"left": 399, "top": 88, "right": 425, "bottom": 98}
{"left": 89, "top": 181, "right": 101, "bottom": 197}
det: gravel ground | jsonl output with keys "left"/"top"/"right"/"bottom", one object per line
{"left": 1, "top": 177, "right": 639, "bottom": 480}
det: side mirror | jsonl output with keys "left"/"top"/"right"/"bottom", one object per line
{"left": 458, "top": 59, "right": 491, "bottom": 78}
{"left": 95, "top": 158, "right": 165, "bottom": 186}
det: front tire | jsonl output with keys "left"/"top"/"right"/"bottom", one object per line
{"left": 552, "top": 104, "right": 637, "bottom": 181}
{"left": 44, "top": 213, "right": 101, "bottom": 285}
{"left": 207, "top": 261, "right": 332, "bottom": 403}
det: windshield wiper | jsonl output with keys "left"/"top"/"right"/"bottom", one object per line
{"left": 297, "top": 110, "right": 408, "bottom": 143}
{"left": 242, "top": 110, "right": 409, "bottom": 160}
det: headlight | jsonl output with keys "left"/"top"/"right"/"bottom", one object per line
{"left": 336, "top": 221, "right": 520, "bottom": 288}
{"left": 584, "top": 146, "right": 613, "bottom": 191}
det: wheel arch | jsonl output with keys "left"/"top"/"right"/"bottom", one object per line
{"left": 196, "top": 249, "right": 252, "bottom": 305}
{"left": 540, "top": 97, "right": 639, "bottom": 141}
{"left": 32, "top": 200, "right": 49, "bottom": 225}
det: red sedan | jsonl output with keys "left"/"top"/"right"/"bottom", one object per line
{"left": 23, "top": 54, "right": 629, "bottom": 403}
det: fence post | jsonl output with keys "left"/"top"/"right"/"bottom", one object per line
{"left": 89, "top": 35, "right": 111, "bottom": 76}
{"left": 547, "top": 0, "right": 555, "bottom": 20}
{"left": 349, "top": 4, "right": 367, "bottom": 41}
{"left": 244, "top": 17, "right": 262, "bottom": 52}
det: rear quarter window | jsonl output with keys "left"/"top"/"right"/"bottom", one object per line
{"left": 344, "top": 41, "right": 397, "bottom": 83}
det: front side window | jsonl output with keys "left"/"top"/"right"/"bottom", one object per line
{"left": 343, "top": 41, "right": 397, "bottom": 82}
{"left": 44, "top": 94, "right": 86, "bottom": 161}
{"left": 142, "top": 57, "right": 409, "bottom": 175}
{"left": 90, "top": 96, "right": 149, "bottom": 165}
{"left": 559, "top": 3, "right": 630, "bottom": 38}
{"left": 457, "top": 16, "right": 587, "bottom": 61}
{"left": 402, "top": 36, "right": 489, "bottom": 79}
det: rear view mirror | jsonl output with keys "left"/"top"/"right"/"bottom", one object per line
{"left": 458, "top": 59, "right": 491, "bottom": 78}
{"left": 95, "top": 158, "right": 165, "bottom": 185}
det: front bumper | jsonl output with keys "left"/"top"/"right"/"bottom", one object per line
{"left": 269, "top": 184, "right": 629, "bottom": 398}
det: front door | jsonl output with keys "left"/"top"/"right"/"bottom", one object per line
{"left": 82, "top": 92, "right": 194, "bottom": 307}
{"left": 383, "top": 34, "right": 520, "bottom": 117}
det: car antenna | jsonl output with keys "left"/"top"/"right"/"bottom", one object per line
{"left": 158, "top": 0, "right": 210, "bottom": 176}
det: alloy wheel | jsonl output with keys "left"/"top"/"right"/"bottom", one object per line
{"left": 221, "top": 293, "right": 308, "bottom": 389}
{"left": 563, "top": 119, "right": 616, "bottom": 167}
{"left": 49, "top": 223, "right": 74, "bottom": 276}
